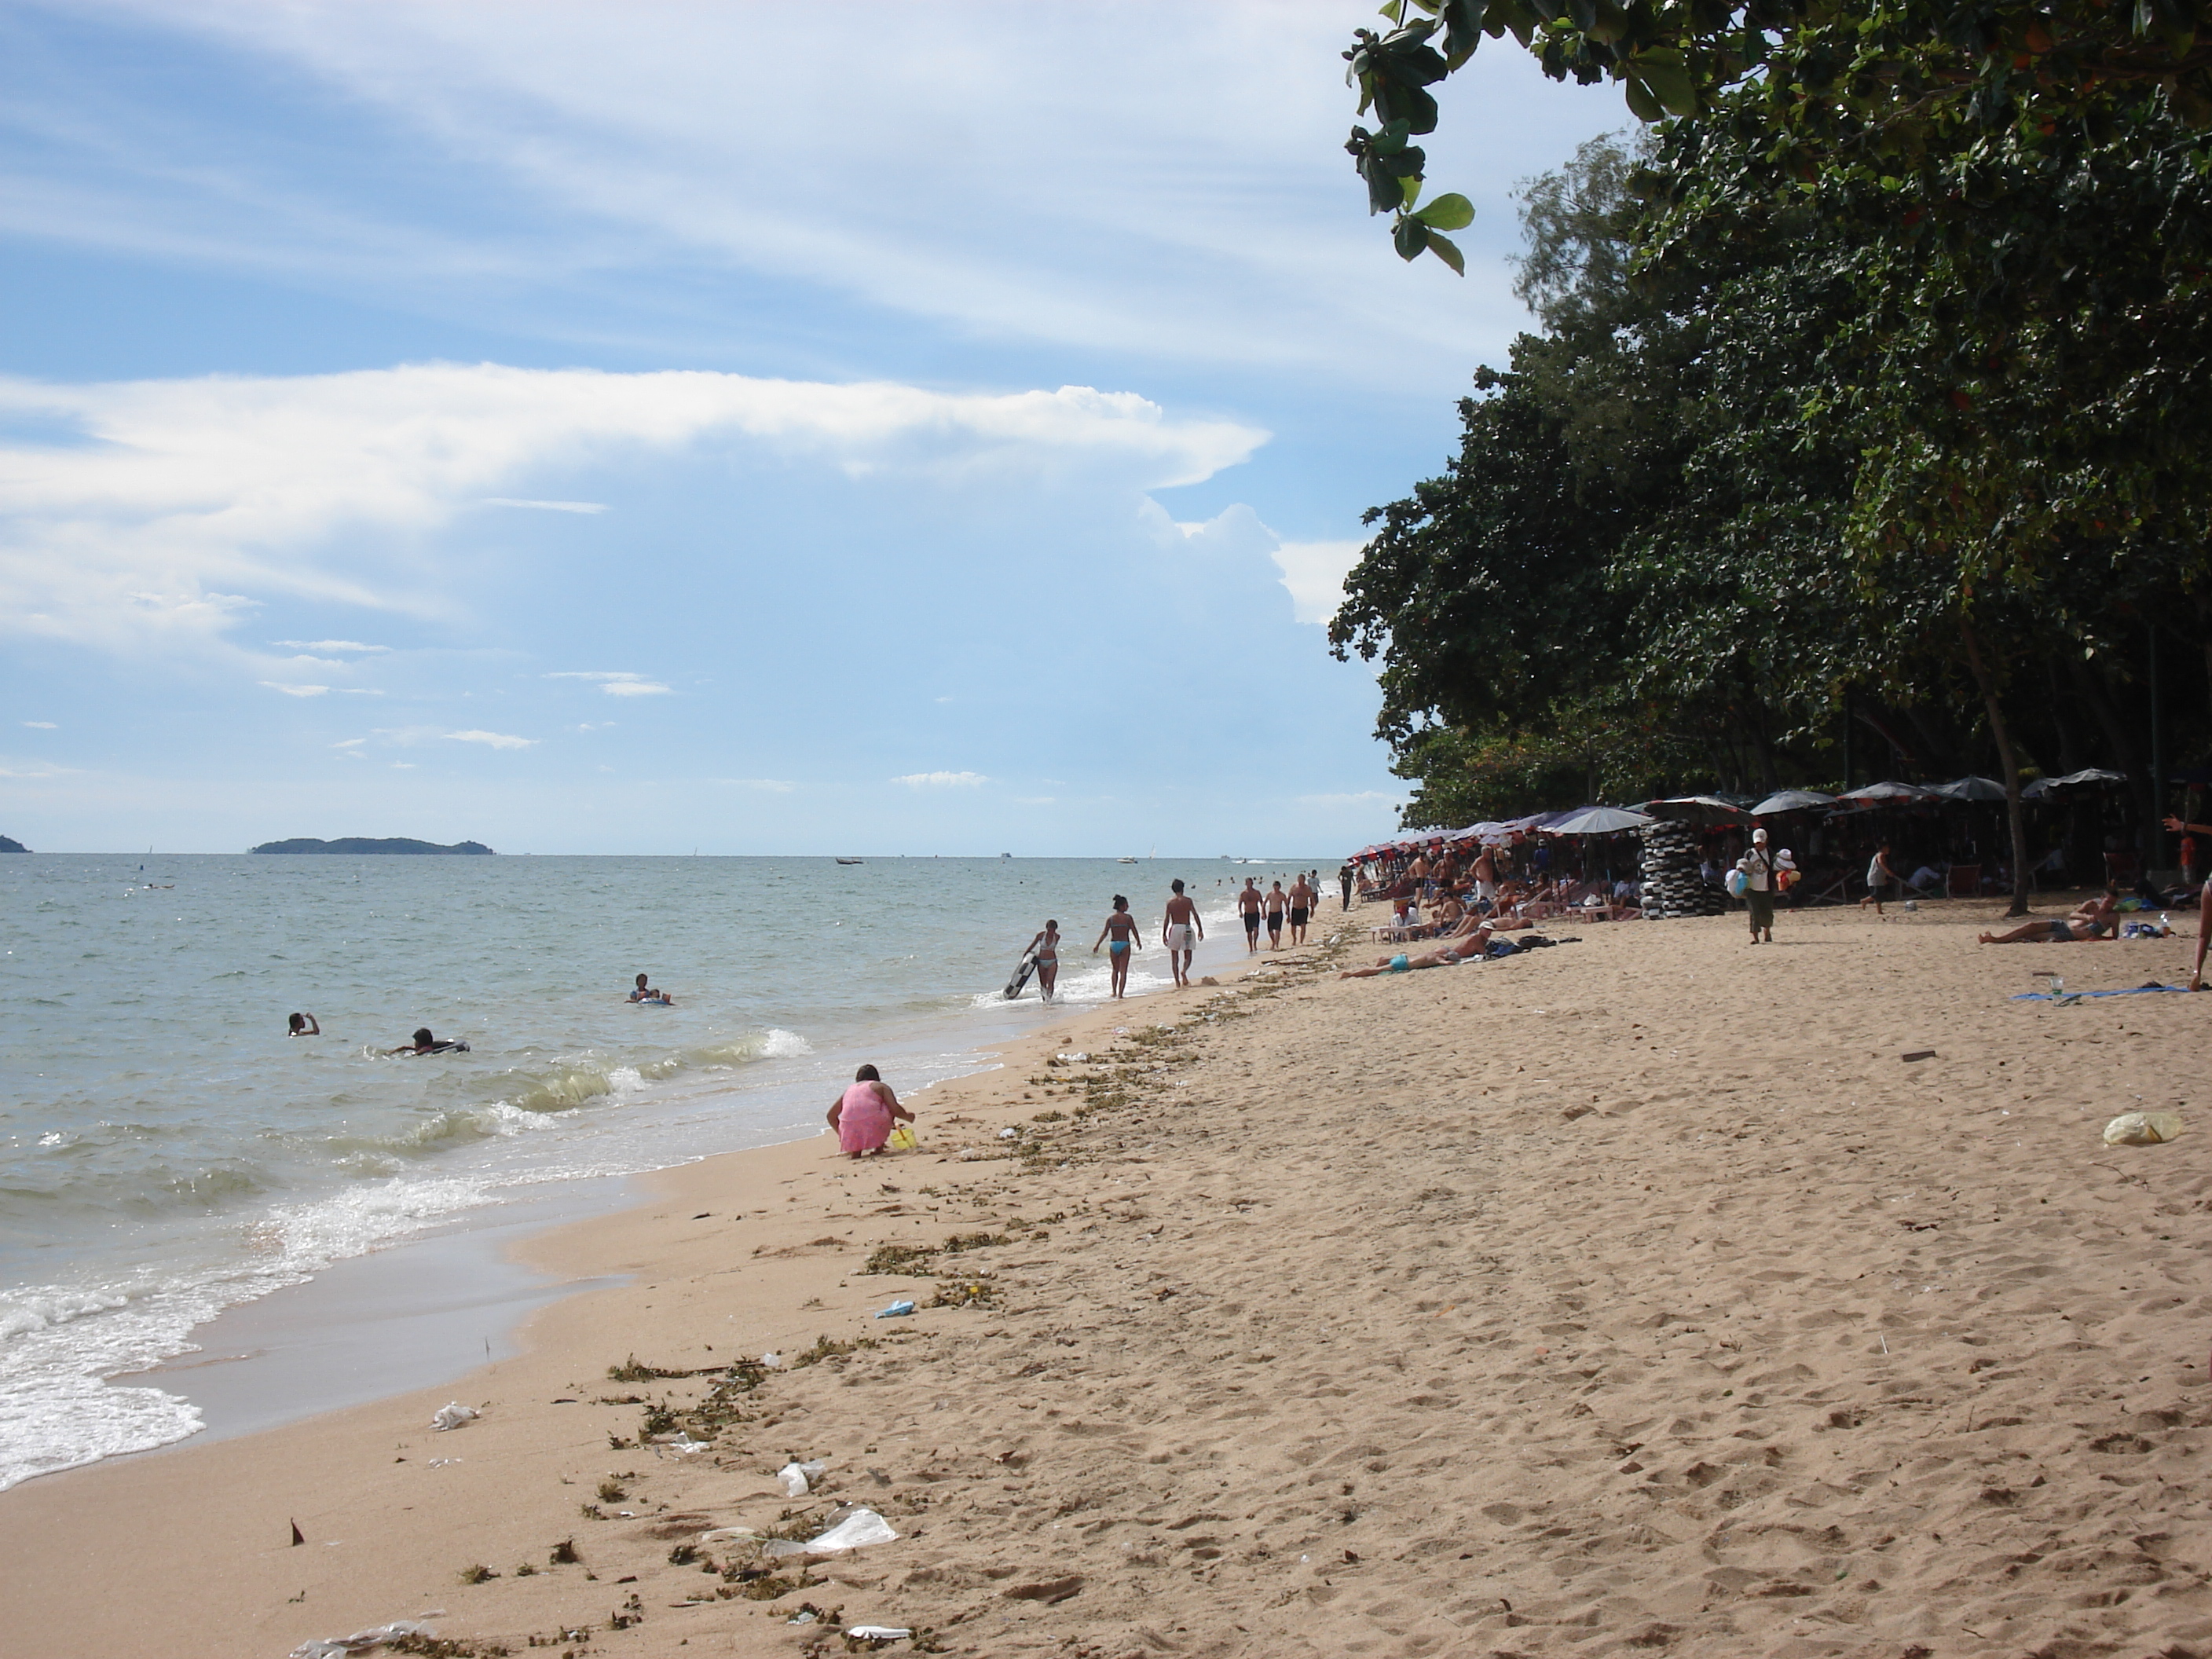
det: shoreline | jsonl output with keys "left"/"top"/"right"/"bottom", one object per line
{"left": 9, "top": 893, "right": 1274, "bottom": 1490}
{"left": 9, "top": 895, "right": 2207, "bottom": 1657}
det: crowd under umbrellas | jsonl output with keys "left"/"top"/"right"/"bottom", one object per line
{"left": 1348, "top": 767, "right": 2159, "bottom": 923}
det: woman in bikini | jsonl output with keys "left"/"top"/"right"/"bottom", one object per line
{"left": 1028, "top": 920, "right": 1061, "bottom": 1002}
{"left": 1091, "top": 895, "right": 1144, "bottom": 999}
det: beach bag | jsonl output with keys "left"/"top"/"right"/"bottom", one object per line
{"left": 1726, "top": 868, "right": 1750, "bottom": 899}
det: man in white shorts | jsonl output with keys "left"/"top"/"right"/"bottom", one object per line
{"left": 1162, "top": 879, "right": 1203, "bottom": 987}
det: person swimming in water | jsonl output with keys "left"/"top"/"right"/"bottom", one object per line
{"left": 1092, "top": 895, "right": 1144, "bottom": 999}
{"left": 287, "top": 1012, "right": 320, "bottom": 1036}
{"left": 627, "top": 972, "right": 674, "bottom": 1005}
{"left": 384, "top": 1027, "right": 469, "bottom": 1055}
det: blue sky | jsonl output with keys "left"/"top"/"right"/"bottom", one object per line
{"left": 0, "top": 2, "right": 1619, "bottom": 855}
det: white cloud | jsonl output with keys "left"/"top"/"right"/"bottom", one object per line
{"left": 482, "top": 497, "right": 606, "bottom": 513}
{"left": 21, "top": 720, "right": 57, "bottom": 728}
{"left": 548, "top": 671, "right": 672, "bottom": 697}
{"left": 575, "top": 720, "right": 614, "bottom": 731}
{"left": 0, "top": 364, "right": 1264, "bottom": 657}
{"left": 26, "top": 4, "right": 1580, "bottom": 382}
{"left": 332, "top": 737, "right": 365, "bottom": 747}
{"left": 273, "top": 639, "right": 388, "bottom": 653}
{"left": 1271, "top": 539, "right": 1367, "bottom": 625}
{"left": 444, "top": 728, "right": 534, "bottom": 749}
{"left": 894, "top": 771, "right": 987, "bottom": 789}
{"left": 259, "top": 680, "right": 329, "bottom": 696}
{"left": 339, "top": 687, "right": 384, "bottom": 695}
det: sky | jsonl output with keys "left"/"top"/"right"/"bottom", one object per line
{"left": 0, "top": 2, "right": 1621, "bottom": 855}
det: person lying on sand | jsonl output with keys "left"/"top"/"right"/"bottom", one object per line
{"left": 1979, "top": 892, "right": 2118, "bottom": 945}
{"left": 1339, "top": 945, "right": 1475, "bottom": 978}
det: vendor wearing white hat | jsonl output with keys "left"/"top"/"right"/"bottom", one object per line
{"left": 1736, "top": 827, "right": 1777, "bottom": 944}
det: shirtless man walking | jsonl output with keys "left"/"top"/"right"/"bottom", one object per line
{"left": 1287, "top": 872, "right": 1316, "bottom": 946}
{"left": 1236, "top": 877, "right": 1265, "bottom": 954}
{"left": 1162, "top": 879, "right": 1203, "bottom": 986}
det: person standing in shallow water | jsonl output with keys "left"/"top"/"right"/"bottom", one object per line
{"left": 1092, "top": 895, "right": 1144, "bottom": 998}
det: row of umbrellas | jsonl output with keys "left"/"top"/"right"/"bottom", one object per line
{"left": 1351, "top": 770, "right": 2131, "bottom": 857}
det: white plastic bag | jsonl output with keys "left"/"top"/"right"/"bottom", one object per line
{"left": 2104, "top": 1111, "right": 2185, "bottom": 1145}
{"left": 429, "top": 1402, "right": 478, "bottom": 1432}
{"left": 778, "top": 1457, "right": 826, "bottom": 1496}
{"left": 846, "top": 1628, "right": 913, "bottom": 1641}
{"left": 760, "top": 1506, "right": 899, "bottom": 1557}
{"left": 291, "top": 1622, "right": 435, "bottom": 1658}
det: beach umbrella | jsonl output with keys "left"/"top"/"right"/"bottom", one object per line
{"left": 1927, "top": 775, "right": 2008, "bottom": 802}
{"left": 1544, "top": 804, "right": 1655, "bottom": 835}
{"left": 1643, "top": 795, "right": 1748, "bottom": 825}
{"left": 1836, "top": 781, "right": 1935, "bottom": 804}
{"left": 1748, "top": 789, "right": 1837, "bottom": 815}
{"left": 2023, "top": 767, "right": 2127, "bottom": 799}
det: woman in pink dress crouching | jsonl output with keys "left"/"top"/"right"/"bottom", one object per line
{"left": 826, "top": 1064, "right": 914, "bottom": 1159}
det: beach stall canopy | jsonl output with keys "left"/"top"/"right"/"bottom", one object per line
{"left": 1837, "top": 781, "right": 1935, "bottom": 804}
{"left": 1643, "top": 795, "right": 1749, "bottom": 822}
{"left": 2022, "top": 767, "right": 2128, "bottom": 799}
{"left": 1926, "top": 775, "right": 2008, "bottom": 802}
{"left": 1749, "top": 789, "right": 1837, "bottom": 815}
{"left": 1544, "top": 805, "right": 1655, "bottom": 835}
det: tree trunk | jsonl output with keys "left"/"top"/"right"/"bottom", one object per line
{"left": 1961, "top": 617, "right": 2032, "bottom": 917}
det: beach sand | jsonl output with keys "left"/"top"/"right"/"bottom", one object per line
{"left": 5, "top": 897, "right": 2211, "bottom": 1658}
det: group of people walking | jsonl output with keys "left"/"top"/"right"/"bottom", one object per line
{"left": 1021, "top": 872, "right": 1325, "bottom": 1003}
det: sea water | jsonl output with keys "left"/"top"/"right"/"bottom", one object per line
{"left": 0, "top": 853, "right": 1326, "bottom": 1489}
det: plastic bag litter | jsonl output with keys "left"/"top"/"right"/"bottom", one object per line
{"left": 759, "top": 1506, "right": 899, "bottom": 1558}
{"left": 2104, "top": 1111, "right": 2185, "bottom": 1145}
{"left": 429, "top": 1402, "right": 478, "bottom": 1432}
{"left": 698, "top": 1525, "right": 760, "bottom": 1545}
{"left": 661, "top": 1431, "right": 712, "bottom": 1455}
{"left": 998, "top": 1127, "right": 1020, "bottom": 1140}
{"left": 846, "top": 1628, "right": 914, "bottom": 1642}
{"left": 875, "top": 1299, "right": 916, "bottom": 1319}
{"left": 291, "top": 1621, "right": 435, "bottom": 1658}
{"left": 760, "top": 1351, "right": 782, "bottom": 1368}
{"left": 778, "top": 1457, "right": 828, "bottom": 1496}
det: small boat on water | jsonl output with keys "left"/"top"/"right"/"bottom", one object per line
{"left": 1117, "top": 855, "right": 1138, "bottom": 864}
{"left": 835, "top": 857, "right": 863, "bottom": 865}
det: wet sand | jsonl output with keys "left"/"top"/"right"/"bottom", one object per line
{"left": 4, "top": 895, "right": 2210, "bottom": 1658}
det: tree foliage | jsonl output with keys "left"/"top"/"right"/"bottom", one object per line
{"left": 1329, "top": 132, "right": 2211, "bottom": 905}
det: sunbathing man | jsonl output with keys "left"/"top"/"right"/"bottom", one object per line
{"left": 1339, "top": 944, "right": 1476, "bottom": 978}
{"left": 1978, "top": 890, "right": 2119, "bottom": 945}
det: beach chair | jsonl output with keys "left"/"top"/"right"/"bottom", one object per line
{"left": 1945, "top": 863, "right": 1980, "bottom": 899}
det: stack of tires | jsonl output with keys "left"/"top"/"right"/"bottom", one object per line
{"left": 1638, "top": 822, "right": 1724, "bottom": 919}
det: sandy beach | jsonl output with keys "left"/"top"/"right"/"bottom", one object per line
{"left": 5, "top": 895, "right": 2210, "bottom": 1659}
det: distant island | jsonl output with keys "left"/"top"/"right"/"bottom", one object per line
{"left": 0, "top": 834, "right": 27, "bottom": 854}
{"left": 250, "top": 837, "right": 495, "bottom": 855}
